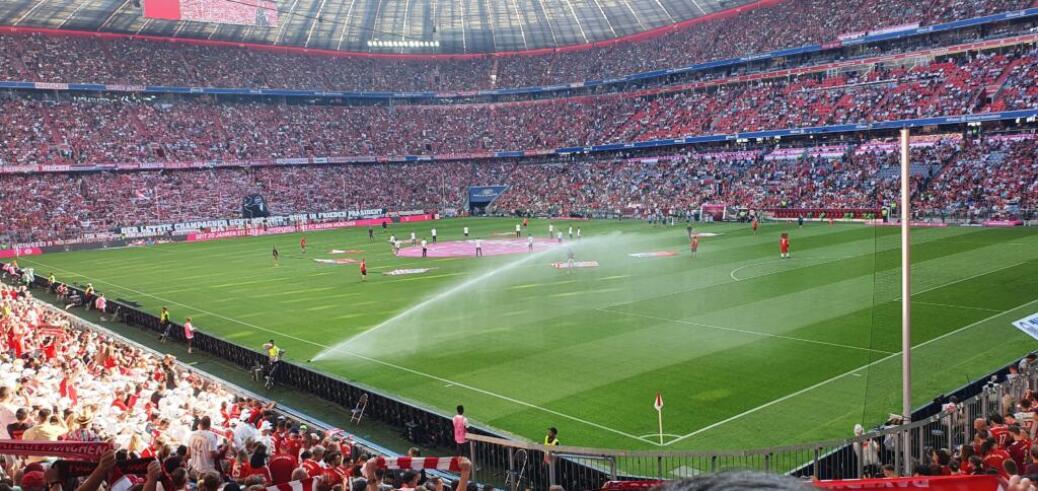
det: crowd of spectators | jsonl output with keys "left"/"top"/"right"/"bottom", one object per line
{"left": 848, "top": 358, "right": 1038, "bottom": 484}
{"left": 0, "top": 280, "right": 473, "bottom": 491}
{"left": 2, "top": 47, "right": 1038, "bottom": 168}
{"left": 0, "top": 0, "right": 1033, "bottom": 92}
{"left": 1, "top": 133, "right": 1033, "bottom": 245}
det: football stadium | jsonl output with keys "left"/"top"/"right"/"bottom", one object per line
{"left": 0, "top": 0, "right": 1037, "bottom": 490}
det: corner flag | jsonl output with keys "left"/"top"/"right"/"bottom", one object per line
{"left": 654, "top": 392, "right": 664, "bottom": 446}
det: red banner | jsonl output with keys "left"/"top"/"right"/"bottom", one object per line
{"left": 0, "top": 247, "right": 43, "bottom": 259}
{"left": 0, "top": 440, "right": 112, "bottom": 460}
{"left": 814, "top": 475, "right": 999, "bottom": 490}
{"left": 983, "top": 220, "right": 1023, "bottom": 227}
{"left": 398, "top": 214, "right": 436, "bottom": 223}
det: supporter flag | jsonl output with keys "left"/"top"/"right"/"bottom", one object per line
{"left": 654, "top": 392, "right": 663, "bottom": 412}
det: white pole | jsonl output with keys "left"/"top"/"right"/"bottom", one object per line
{"left": 657, "top": 408, "right": 664, "bottom": 446}
{"left": 900, "top": 128, "right": 913, "bottom": 473}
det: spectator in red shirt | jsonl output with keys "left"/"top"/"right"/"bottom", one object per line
{"left": 927, "top": 447, "right": 953, "bottom": 476}
{"left": 6, "top": 408, "right": 31, "bottom": 440}
{"left": 973, "top": 429, "right": 990, "bottom": 456}
{"left": 300, "top": 446, "right": 324, "bottom": 478}
{"left": 268, "top": 449, "right": 297, "bottom": 484}
{"left": 989, "top": 414, "right": 1010, "bottom": 448}
{"left": 245, "top": 444, "right": 272, "bottom": 484}
{"left": 321, "top": 450, "right": 348, "bottom": 488}
{"left": 281, "top": 428, "right": 303, "bottom": 460}
{"left": 1007, "top": 424, "right": 1032, "bottom": 471}
{"left": 1024, "top": 445, "right": 1038, "bottom": 476}
{"left": 981, "top": 437, "right": 1012, "bottom": 478}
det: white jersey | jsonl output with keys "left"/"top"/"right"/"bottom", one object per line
{"left": 421, "top": 240, "right": 428, "bottom": 248}
{"left": 463, "top": 227, "right": 469, "bottom": 235}
{"left": 516, "top": 224, "right": 521, "bottom": 232}
{"left": 475, "top": 240, "right": 482, "bottom": 248}
{"left": 431, "top": 228, "right": 437, "bottom": 237}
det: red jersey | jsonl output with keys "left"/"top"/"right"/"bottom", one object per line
{"left": 1008, "top": 438, "right": 1032, "bottom": 470}
{"left": 300, "top": 238, "right": 306, "bottom": 248}
{"left": 245, "top": 465, "right": 272, "bottom": 484}
{"left": 322, "top": 466, "right": 348, "bottom": 486}
{"left": 691, "top": 237, "right": 699, "bottom": 251}
{"left": 282, "top": 436, "right": 303, "bottom": 459}
{"left": 983, "top": 449, "right": 1012, "bottom": 478}
{"left": 233, "top": 461, "right": 253, "bottom": 481}
{"left": 301, "top": 459, "right": 322, "bottom": 479}
{"left": 752, "top": 220, "right": 758, "bottom": 230}
{"left": 360, "top": 261, "right": 367, "bottom": 274}
{"left": 60, "top": 377, "right": 78, "bottom": 406}
{"left": 42, "top": 341, "right": 57, "bottom": 360}
{"left": 268, "top": 454, "right": 297, "bottom": 484}
{"left": 780, "top": 237, "right": 790, "bottom": 252}
{"left": 990, "top": 425, "right": 1010, "bottom": 448}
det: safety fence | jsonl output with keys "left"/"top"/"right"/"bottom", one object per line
{"left": 464, "top": 364, "right": 1038, "bottom": 490}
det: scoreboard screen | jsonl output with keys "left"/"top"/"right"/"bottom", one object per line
{"left": 143, "top": 0, "right": 278, "bottom": 27}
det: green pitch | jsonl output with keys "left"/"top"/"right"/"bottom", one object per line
{"left": 18, "top": 218, "right": 1038, "bottom": 451}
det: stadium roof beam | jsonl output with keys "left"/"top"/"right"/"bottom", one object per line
{"left": 0, "top": 0, "right": 750, "bottom": 53}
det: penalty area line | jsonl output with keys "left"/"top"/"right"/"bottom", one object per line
{"left": 22, "top": 258, "right": 651, "bottom": 446}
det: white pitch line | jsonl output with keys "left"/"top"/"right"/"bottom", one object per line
{"left": 22, "top": 259, "right": 650, "bottom": 446}
{"left": 912, "top": 301, "right": 1003, "bottom": 313}
{"left": 894, "top": 261, "right": 1026, "bottom": 300}
{"left": 729, "top": 256, "right": 857, "bottom": 282}
{"left": 599, "top": 308, "right": 893, "bottom": 355}
{"left": 662, "top": 296, "right": 1038, "bottom": 446}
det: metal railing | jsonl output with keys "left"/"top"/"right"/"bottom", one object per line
{"left": 466, "top": 365, "right": 1038, "bottom": 490}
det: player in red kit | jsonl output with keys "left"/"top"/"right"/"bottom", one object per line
{"left": 690, "top": 235, "right": 699, "bottom": 258}
{"left": 300, "top": 236, "right": 307, "bottom": 254}
{"left": 751, "top": 217, "right": 759, "bottom": 234}
{"left": 360, "top": 258, "right": 367, "bottom": 282}
{"left": 780, "top": 233, "right": 790, "bottom": 258}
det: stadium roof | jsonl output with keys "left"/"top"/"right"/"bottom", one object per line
{"left": 0, "top": 0, "right": 754, "bottom": 54}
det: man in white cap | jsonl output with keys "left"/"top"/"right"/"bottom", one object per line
{"left": 232, "top": 411, "right": 257, "bottom": 451}
{"left": 257, "top": 420, "right": 275, "bottom": 450}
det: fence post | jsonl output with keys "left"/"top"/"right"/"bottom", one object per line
{"left": 901, "top": 425, "right": 912, "bottom": 477}
{"left": 507, "top": 447, "right": 514, "bottom": 483}
{"left": 856, "top": 442, "right": 864, "bottom": 479}
{"left": 548, "top": 452, "right": 557, "bottom": 487}
{"left": 814, "top": 448, "right": 820, "bottom": 479}
{"left": 469, "top": 440, "right": 478, "bottom": 485}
